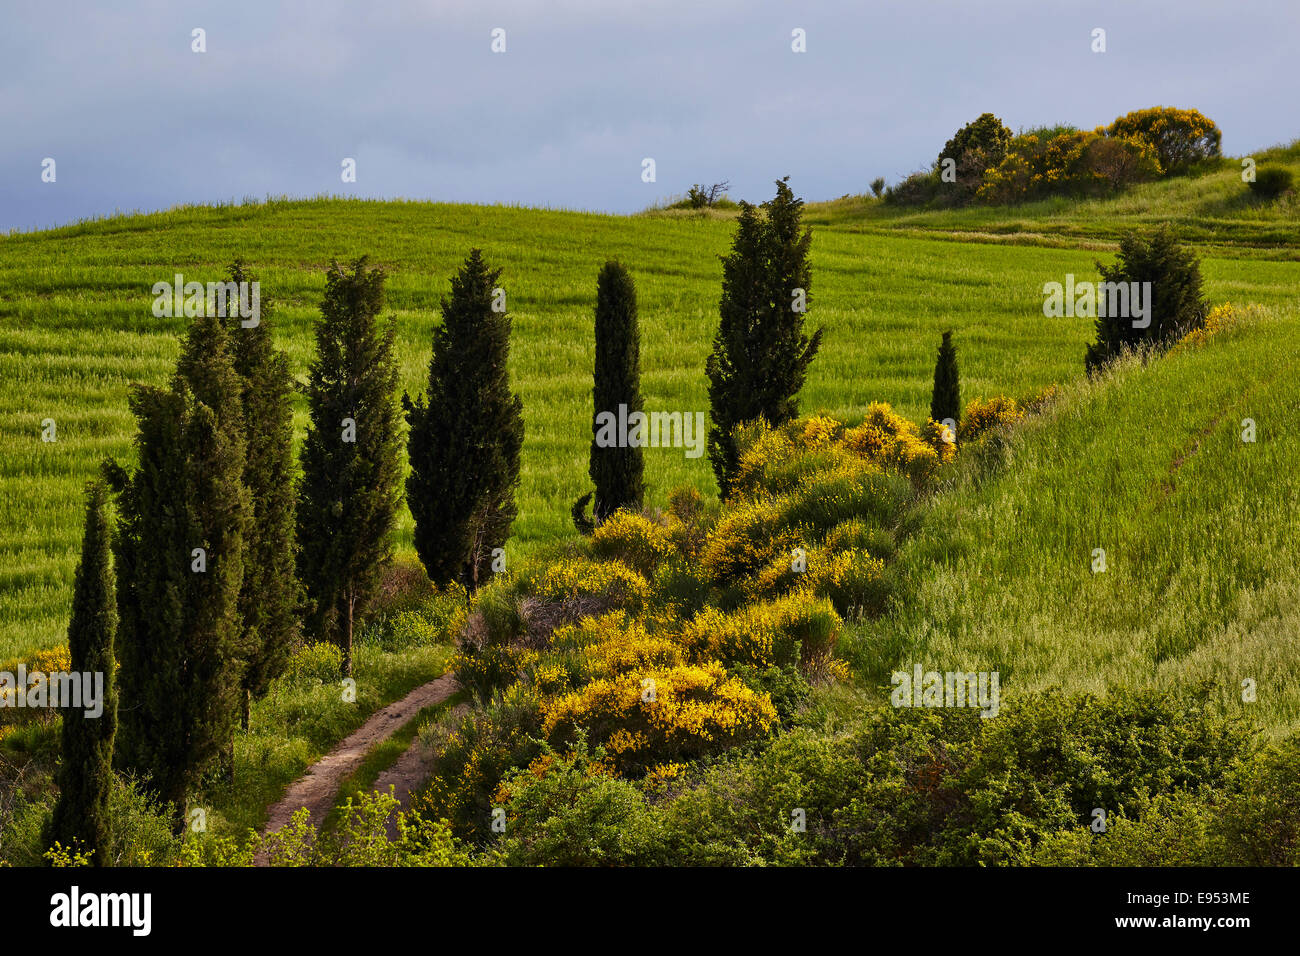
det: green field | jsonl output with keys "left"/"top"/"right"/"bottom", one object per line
{"left": 2, "top": 165, "right": 1298, "bottom": 673}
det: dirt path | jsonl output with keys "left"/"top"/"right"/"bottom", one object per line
{"left": 255, "top": 672, "right": 458, "bottom": 865}
{"left": 370, "top": 701, "right": 469, "bottom": 837}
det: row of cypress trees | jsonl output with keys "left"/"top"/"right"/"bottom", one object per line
{"left": 48, "top": 251, "right": 528, "bottom": 855}
{"left": 46, "top": 175, "right": 860, "bottom": 858}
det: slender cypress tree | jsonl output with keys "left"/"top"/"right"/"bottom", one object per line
{"left": 223, "top": 261, "right": 301, "bottom": 730}
{"left": 46, "top": 481, "right": 118, "bottom": 865}
{"left": 706, "top": 177, "right": 822, "bottom": 498}
{"left": 110, "top": 312, "right": 248, "bottom": 826}
{"left": 929, "top": 330, "right": 961, "bottom": 437}
{"left": 588, "top": 261, "right": 644, "bottom": 523}
{"left": 405, "top": 249, "right": 523, "bottom": 590}
{"left": 298, "top": 257, "right": 403, "bottom": 675}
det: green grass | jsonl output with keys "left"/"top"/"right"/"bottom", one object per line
{"left": 5, "top": 192, "right": 1299, "bottom": 660}
{"left": 849, "top": 304, "right": 1300, "bottom": 734}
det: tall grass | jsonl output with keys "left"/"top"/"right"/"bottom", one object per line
{"left": 850, "top": 306, "right": 1300, "bottom": 733}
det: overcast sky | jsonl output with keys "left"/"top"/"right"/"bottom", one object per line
{"left": 3, "top": 0, "right": 1297, "bottom": 233}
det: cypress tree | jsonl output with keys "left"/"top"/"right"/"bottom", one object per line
{"left": 929, "top": 330, "right": 961, "bottom": 438}
{"left": 404, "top": 249, "right": 523, "bottom": 590}
{"left": 46, "top": 480, "right": 118, "bottom": 865}
{"left": 110, "top": 312, "right": 248, "bottom": 825}
{"left": 298, "top": 257, "right": 403, "bottom": 675}
{"left": 706, "top": 177, "right": 822, "bottom": 498}
{"left": 223, "top": 261, "right": 301, "bottom": 730}
{"left": 1084, "top": 225, "right": 1208, "bottom": 375}
{"left": 588, "top": 261, "right": 644, "bottom": 523}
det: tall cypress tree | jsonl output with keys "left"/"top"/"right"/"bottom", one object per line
{"left": 298, "top": 257, "right": 403, "bottom": 675}
{"left": 46, "top": 481, "right": 118, "bottom": 865}
{"left": 706, "top": 177, "right": 822, "bottom": 498}
{"left": 223, "top": 261, "right": 301, "bottom": 729}
{"left": 929, "top": 330, "right": 961, "bottom": 437}
{"left": 588, "top": 260, "right": 644, "bottom": 523}
{"left": 405, "top": 249, "right": 523, "bottom": 590}
{"left": 110, "top": 312, "right": 248, "bottom": 825}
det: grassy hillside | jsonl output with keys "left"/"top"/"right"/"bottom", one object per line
{"left": 2, "top": 188, "right": 1298, "bottom": 661}
{"left": 804, "top": 141, "right": 1300, "bottom": 253}
{"left": 853, "top": 304, "right": 1300, "bottom": 733}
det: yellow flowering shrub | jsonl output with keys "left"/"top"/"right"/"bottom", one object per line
{"left": 678, "top": 593, "right": 842, "bottom": 672}
{"left": 800, "top": 414, "right": 844, "bottom": 447}
{"left": 589, "top": 511, "right": 675, "bottom": 577}
{"left": 701, "top": 496, "right": 800, "bottom": 584}
{"left": 921, "top": 418, "right": 958, "bottom": 460}
{"left": 549, "top": 611, "right": 684, "bottom": 681}
{"left": 540, "top": 662, "right": 777, "bottom": 774}
{"left": 1174, "top": 303, "right": 1236, "bottom": 351}
{"left": 1, "top": 645, "right": 74, "bottom": 678}
{"left": 1, "top": 645, "right": 78, "bottom": 727}
{"left": 842, "top": 403, "right": 948, "bottom": 485}
{"left": 1105, "top": 107, "right": 1221, "bottom": 174}
{"left": 959, "top": 395, "right": 1023, "bottom": 444}
{"left": 729, "top": 421, "right": 799, "bottom": 498}
{"left": 534, "top": 556, "right": 651, "bottom": 613}
{"left": 801, "top": 547, "right": 888, "bottom": 616}
{"left": 742, "top": 532, "right": 887, "bottom": 609}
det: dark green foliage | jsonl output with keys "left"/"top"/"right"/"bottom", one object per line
{"left": 298, "top": 257, "right": 403, "bottom": 675}
{"left": 46, "top": 481, "right": 117, "bottom": 864}
{"left": 884, "top": 170, "right": 943, "bottom": 207}
{"left": 869, "top": 177, "right": 886, "bottom": 198}
{"left": 706, "top": 177, "right": 822, "bottom": 497}
{"left": 936, "top": 112, "right": 1013, "bottom": 198}
{"left": 491, "top": 743, "right": 667, "bottom": 865}
{"left": 928, "top": 330, "right": 960, "bottom": 432}
{"left": 731, "top": 663, "right": 811, "bottom": 727}
{"left": 111, "top": 313, "right": 249, "bottom": 823}
{"left": 571, "top": 492, "right": 595, "bottom": 536}
{"left": 641, "top": 687, "right": 1253, "bottom": 866}
{"left": 1249, "top": 167, "right": 1294, "bottom": 200}
{"left": 404, "top": 249, "right": 524, "bottom": 591}
{"left": 588, "top": 261, "right": 644, "bottom": 523}
{"left": 223, "top": 262, "right": 301, "bottom": 727}
{"left": 1084, "top": 226, "right": 1208, "bottom": 374}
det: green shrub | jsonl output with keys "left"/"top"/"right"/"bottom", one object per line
{"left": 679, "top": 593, "right": 842, "bottom": 672}
{"left": 644, "top": 687, "right": 1253, "bottom": 866}
{"left": 936, "top": 112, "right": 1014, "bottom": 200}
{"left": 731, "top": 663, "right": 812, "bottom": 726}
{"left": 1248, "top": 167, "right": 1294, "bottom": 200}
{"left": 1084, "top": 226, "right": 1208, "bottom": 374}
{"left": 2, "top": 773, "right": 180, "bottom": 867}
{"left": 489, "top": 743, "right": 666, "bottom": 865}
{"left": 452, "top": 642, "right": 528, "bottom": 705}
{"left": 884, "top": 170, "right": 943, "bottom": 206}
{"left": 588, "top": 510, "right": 673, "bottom": 577}
{"left": 416, "top": 685, "right": 546, "bottom": 843}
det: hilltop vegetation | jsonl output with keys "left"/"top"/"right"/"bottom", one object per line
{"left": 808, "top": 137, "right": 1300, "bottom": 252}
